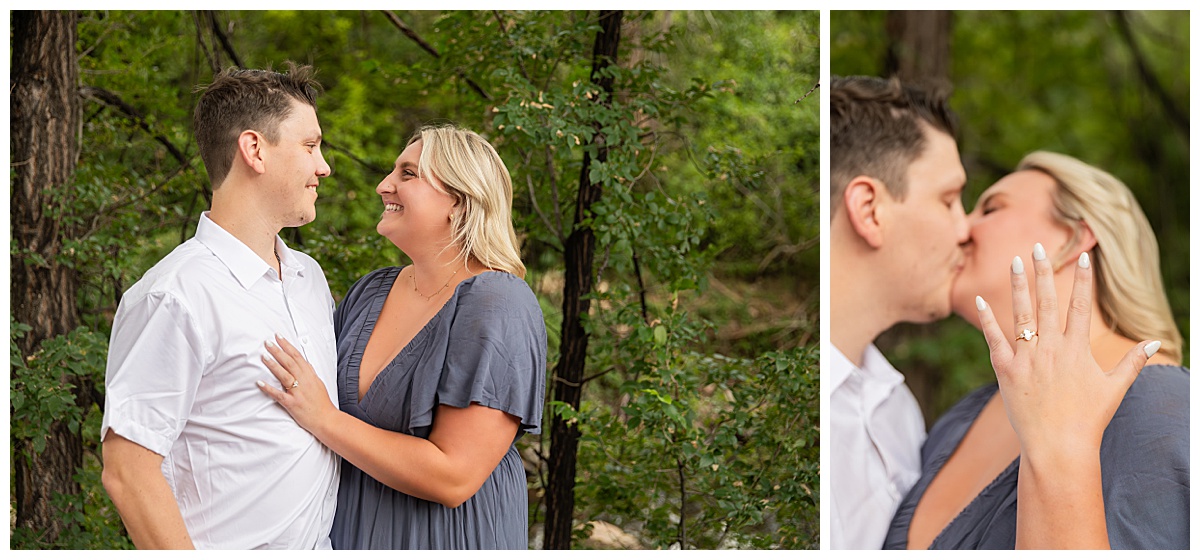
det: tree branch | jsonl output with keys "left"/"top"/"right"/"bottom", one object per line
{"left": 206, "top": 11, "right": 243, "bottom": 69}
{"left": 380, "top": 10, "right": 492, "bottom": 101}
{"left": 1112, "top": 11, "right": 1188, "bottom": 139}
{"left": 79, "top": 85, "right": 209, "bottom": 206}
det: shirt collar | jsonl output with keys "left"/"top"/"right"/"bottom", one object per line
{"left": 194, "top": 212, "right": 305, "bottom": 290}
{"left": 826, "top": 342, "right": 906, "bottom": 393}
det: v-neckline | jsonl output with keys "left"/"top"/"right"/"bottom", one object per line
{"left": 352, "top": 266, "right": 459, "bottom": 405}
{"left": 911, "top": 385, "right": 1020, "bottom": 549}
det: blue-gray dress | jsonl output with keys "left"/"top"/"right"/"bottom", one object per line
{"left": 328, "top": 267, "right": 546, "bottom": 549}
{"left": 884, "top": 365, "right": 1189, "bottom": 549}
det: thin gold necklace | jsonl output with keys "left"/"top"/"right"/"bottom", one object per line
{"left": 411, "top": 266, "right": 460, "bottom": 301}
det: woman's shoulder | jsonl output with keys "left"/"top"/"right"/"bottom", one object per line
{"left": 1112, "top": 364, "right": 1189, "bottom": 419}
{"left": 456, "top": 271, "right": 540, "bottom": 310}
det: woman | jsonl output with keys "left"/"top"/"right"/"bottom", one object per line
{"left": 256, "top": 124, "right": 546, "bottom": 549}
{"left": 884, "top": 151, "right": 1188, "bottom": 549}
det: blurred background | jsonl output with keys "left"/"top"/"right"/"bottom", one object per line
{"left": 831, "top": 10, "right": 1189, "bottom": 424}
{"left": 10, "top": 11, "right": 818, "bottom": 549}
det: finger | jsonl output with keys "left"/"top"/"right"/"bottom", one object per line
{"left": 1062, "top": 252, "right": 1094, "bottom": 342}
{"left": 1031, "top": 243, "right": 1060, "bottom": 342}
{"left": 1009, "top": 256, "right": 1037, "bottom": 347}
{"left": 1108, "top": 340, "right": 1159, "bottom": 392}
{"left": 265, "top": 338, "right": 302, "bottom": 377}
{"left": 256, "top": 378, "right": 288, "bottom": 403}
{"left": 273, "top": 333, "right": 307, "bottom": 366}
{"left": 976, "top": 295, "right": 1015, "bottom": 372}
{"left": 260, "top": 352, "right": 291, "bottom": 385}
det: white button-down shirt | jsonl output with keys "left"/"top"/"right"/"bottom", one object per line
{"left": 102, "top": 212, "right": 339, "bottom": 549}
{"left": 828, "top": 343, "right": 925, "bottom": 549}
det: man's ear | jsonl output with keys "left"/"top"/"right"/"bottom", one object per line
{"left": 237, "top": 130, "right": 267, "bottom": 175}
{"left": 843, "top": 175, "right": 887, "bottom": 248}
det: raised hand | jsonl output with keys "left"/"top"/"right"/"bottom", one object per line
{"left": 975, "top": 243, "right": 1158, "bottom": 457}
{"left": 974, "top": 242, "right": 1160, "bottom": 549}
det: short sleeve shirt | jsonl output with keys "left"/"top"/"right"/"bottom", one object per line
{"left": 101, "top": 212, "right": 340, "bottom": 549}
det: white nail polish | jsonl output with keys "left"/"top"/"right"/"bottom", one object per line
{"left": 1033, "top": 243, "right": 1046, "bottom": 261}
{"left": 1078, "top": 252, "right": 1090, "bottom": 269}
{"left": 976, "top": 296, "right": 986, "bottom": 311}
{"left": 1011, "top": 256, "right": 1024, "bottom": 274}
{"left": 1145, "top": 340, "right": 1162, "bottom": 358}
{"left": 256, "top": 380, "right": 265, "bottom": 388}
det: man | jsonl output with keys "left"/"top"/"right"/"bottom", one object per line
{"left": 101, "top": 63, "right": 339, "bottom": 549}
{"left": 827, "top": 76, "right": 969, "bottom": 549}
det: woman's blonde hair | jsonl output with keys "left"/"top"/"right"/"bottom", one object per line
{"left": 408, "top": 124, "right": 526, "bottom": 278}
{"left": 1017, "top": 151, "right": 1182, "bottom": 362}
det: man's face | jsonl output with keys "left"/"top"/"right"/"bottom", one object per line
{"left": 262, "top": 99, "right": 330, "bottom": 228}
{"left": 880, "top": 126, "right": 970, "bottom": 323}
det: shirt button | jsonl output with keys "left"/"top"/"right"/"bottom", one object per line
{"left": 302, "top": 337, "right": 311, "bottom": 345}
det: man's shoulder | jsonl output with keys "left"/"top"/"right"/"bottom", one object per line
{"left": 122, "top": 239, "right": 228, "bottom": 305}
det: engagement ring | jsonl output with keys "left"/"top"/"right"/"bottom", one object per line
{"left": 1015, "top": 329, "right": 1037, "bottom": 342}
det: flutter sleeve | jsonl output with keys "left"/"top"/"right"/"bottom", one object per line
{"left": 436, "top": 274, "right": 547, "bottom": 435}
{"left": 1101, "top": 364, "right": 1190, "bottom": 550}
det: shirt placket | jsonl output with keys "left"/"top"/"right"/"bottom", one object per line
{"left": 275, "top": 266, "right": 314, "bottom": 363}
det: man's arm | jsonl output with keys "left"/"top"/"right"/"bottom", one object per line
{"left": 101, "top": 431, "right": 194, "bottom": 549}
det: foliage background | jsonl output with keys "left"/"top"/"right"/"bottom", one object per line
{"left": 831, "top": 10, "right": 1190, "bottom": 422}
{"left": 9, "top": 10, "right": 818, "bottom": 549}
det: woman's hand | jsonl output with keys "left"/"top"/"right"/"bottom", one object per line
{"left": 975, "top": 243, "right": 1157, "bottom": 457}
{"left": 975, "top": 242, "right": 1160, "bottom": 549}
{"left": 256, "top": 333, "right": 338, "bottom": 436}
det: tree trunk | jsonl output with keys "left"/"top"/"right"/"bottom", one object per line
{"left": 10, "top": 10, "right": 85, "bottom": 545}
{"left": 543, "top": 10, "right": 622, "bottom": 550}
{"left": 884, "top": 10, "right": 951, "bottom": 82}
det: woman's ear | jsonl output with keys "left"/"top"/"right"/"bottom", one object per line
{"left": 237, "top": 130, "right": 267, "bottom": 175}
{"left": 843, "top": 175, "right": 887, "bottom": 248}
{"left": 1055, "top": 220, "right": 1097, "bottom": 270}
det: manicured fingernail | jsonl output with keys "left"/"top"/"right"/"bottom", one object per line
{"left": 1145, "top": 340, "right": 1161, "bottom": 358}
{"left": 256, "top": 380, "right": 266, "bottom": 388}
{"left": 1011, "top": 256, "right": 1024, "bottom": 274}
{"left": 1078, "top": 252, "right": 1090, "bottom": 269}
{"left": 976, "top": 296, "right": 986, "bottom": 311}
{"left": 262, "top": 352, "right": 273, "bottom": 362}
{"left": 1033, "top": 243, "right": 1046, "bottom": 261}
{"left": 265, "top": 341, "right": 276, "bottom": 349}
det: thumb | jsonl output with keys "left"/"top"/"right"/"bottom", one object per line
{"left": 1109, "top": 340, "right": 1160, "bottom": 389}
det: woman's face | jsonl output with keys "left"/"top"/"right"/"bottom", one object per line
{"left": 950, "top": 170, "right": 1076, "bottom": 331}
{"left": 375, "top": 140, "right": 458, "bottom": 252}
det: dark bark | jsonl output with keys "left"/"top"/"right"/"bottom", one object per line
{"left": 543, "top": 10, "right": 622, "bottom": 550}
{"left": 884, "top": 11, "right": 951, "bottom": 82}
{"left": 10, "top": 10, "right": 86, "bottom": 544}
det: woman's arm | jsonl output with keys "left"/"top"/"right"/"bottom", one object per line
{"left": 257, "top": 335, "right": 519, "bottom": 508}
{"left": 975, "top": 244, "right": 1155, "bottom": 549}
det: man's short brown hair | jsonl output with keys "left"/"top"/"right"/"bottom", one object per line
{"left": 830, "top": 76, "right": 957, "bottom": 210}
{"left": 193, "top": 62, "right": 322, "bottom": 188}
